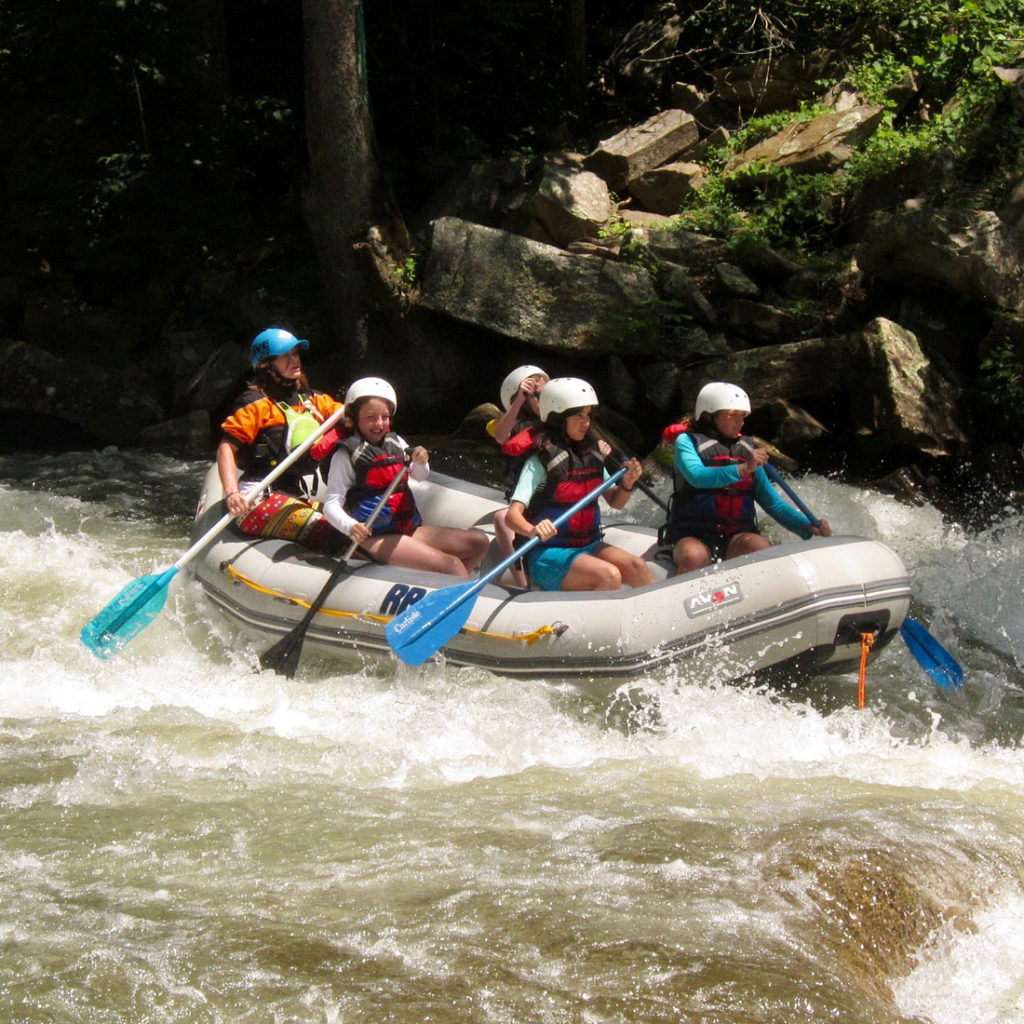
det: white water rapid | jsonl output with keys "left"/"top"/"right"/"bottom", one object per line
{"left": 1, "top": 450, "right": 1022, "bottom": 1024}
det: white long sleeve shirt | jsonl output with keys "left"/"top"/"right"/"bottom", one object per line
{"left": 322, "top": 433, "right": 428, "bottom": 536}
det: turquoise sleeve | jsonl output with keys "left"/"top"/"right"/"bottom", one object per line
{"left": 753, "top": 470, "right": 813, "bottom": 539}
{"left": 509, "top": 456, "right": 545, "bottom": 506}
{"left": 675, "top": 432, "right": 743, "bottom": 489}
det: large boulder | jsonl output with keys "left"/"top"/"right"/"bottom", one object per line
{"left": 418, "top": 217, "right": 661, "bottom": 353}
{"left": 853, "top": 317, "right": 968, "bottom": 457}
{"left": 0, "top": 339, "right": 164, "bottom": 446}
{"left": 156, "top": 331, "right": 249, "bottom": 415}
{"left": 584, "top": 109, "right": 699, "bottom": 192}
{"left": 628, "top": 161, "right": 706, "bottom": 215}
{"left": 725, "top": 105, "right": 885, "bottom": 176}
{"left": 858, "top": 204, "right": 1024, "bottom": 313}
{"left": 675, "top": 335, "right": 860, "bottom": 419}
{"left": 656, "top": 264, "right": 718, "bottom": 327}
{"left": 519, "top": 162, "right": 613, "bottom": 246}
{"left": 409, "top": 156, "right": 534, "bottom": 244}
{"left": 672, "top": 322, "right": 967, "bottom": 459}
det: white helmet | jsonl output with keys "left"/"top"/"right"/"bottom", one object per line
{"left": 499, "top": 365, "right": 549, "bottom": 410}
{"left": 539, "top": 377, "right": 599, "bottom": 422}
{"left": 345, "top": 377, "right": 397, "bottom": 414}
{"left": 694, "top": 382, "right": 750, "bottom": 421}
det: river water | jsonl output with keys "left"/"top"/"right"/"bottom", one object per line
{"left": 1, "top": 449, "right": 1022, "bottom": 1024}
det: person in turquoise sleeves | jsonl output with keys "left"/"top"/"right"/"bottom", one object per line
{"left": 666, "top": 381, "right": 831, "bottom": 574}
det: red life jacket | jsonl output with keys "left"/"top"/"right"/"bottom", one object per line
{"left": 525, "top": 443, "right": 605, "bottom": 549}
{"left": 310, "top": 423, "right": 353, "bottom": 461}
{"left": 500, "top": 422, "right": 538, "bottom": 497}
{"left": 340, "top": 433, "right": 421, "bottom": 536}
{"left": 667, "top": 427, "right": 757, "bottom": 543}
{"left": 661, "top": 421, "right": 689, "bottom": 445}
{"left": 502, "top": 423, "right": 536, "bottom": 458}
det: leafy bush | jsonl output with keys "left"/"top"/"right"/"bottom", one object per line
{"left": 977, "top": 342, "right": 1024, "bottom": 432}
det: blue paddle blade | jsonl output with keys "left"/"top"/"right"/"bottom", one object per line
{"left": 900, "top": 616, "right": 963, "bottom": 690}
{"left": 385, "top": 581, "right": 477, "bottom": 666}
{"left": 80, "top": 568, "right": 177, "bottom": 657}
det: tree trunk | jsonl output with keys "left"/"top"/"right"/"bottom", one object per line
{"left": 303, "top": 0, "right": 384, "bottom": 358}
{"left": 181, "top": 0, "right": 228, "bottom": 96}
{"left": 566, "top": 0, "right": 587, "bottom": 106}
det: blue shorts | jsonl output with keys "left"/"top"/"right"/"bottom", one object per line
{"left": 525, "top": 540, "right": 600, "bottom": 591}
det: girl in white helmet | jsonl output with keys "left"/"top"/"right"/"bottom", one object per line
{"left": 323, "top": 378, "right": 490, "bottom": 578}
{"left": 487, "top": 365, "right": 550, "bottom": 587}
{"left": 489, "top": 364, "right": 550, "bottom": 445}
{"left": 667, "top": 381, "right": 830, "bottom": 573}
{"left": 217, "top": 327, "right": 346, "bottom": 552}
{"left": 504, "top": 378, "right": 655, "bottom": 592}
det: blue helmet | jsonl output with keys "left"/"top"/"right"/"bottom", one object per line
{"left": 250, "top": 328, "right": 309, "bottom": 367}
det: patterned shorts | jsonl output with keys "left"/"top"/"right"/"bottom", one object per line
{"left": 237, "top": 491, "right": 345, "bottom": 554}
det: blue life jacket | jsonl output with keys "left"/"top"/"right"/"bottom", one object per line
{"left": 667, "top": 429, "right": 757, "bottom": 543}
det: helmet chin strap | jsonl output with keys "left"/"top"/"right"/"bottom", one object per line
{"left": 266, "top": 364, "right": 299, "bottom": 390}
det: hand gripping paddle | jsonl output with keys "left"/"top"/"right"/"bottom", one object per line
{"left": 81, "top": 404, "right": 348, "bottom": 658}
{"left": 764, "top": 462, "right": 963, "bottom": 690}
{"left": 386, "top": 467, "right": 627, "bottom": 666}
{"left": 258, "top": 462, "right": 411, "bottom": 677}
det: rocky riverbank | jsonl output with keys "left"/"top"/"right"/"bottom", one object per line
{"left": 3, "top": 31, "right": 1023, "bottom": 523}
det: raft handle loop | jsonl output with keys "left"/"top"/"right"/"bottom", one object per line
{"left": 857, "top": 630, "right": 878, "bottom": 709}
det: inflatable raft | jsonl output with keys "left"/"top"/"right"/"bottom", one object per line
{"left": 188, "top": 464, "right": 912, "bottom": 680}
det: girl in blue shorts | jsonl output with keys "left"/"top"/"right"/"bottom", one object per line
{"left": 503, "top": 378, "right": 655, "bottom": 591}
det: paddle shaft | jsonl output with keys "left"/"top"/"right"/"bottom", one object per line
{"left": 259, "top": 462, "right": 411, "bottom": 674}
{"left": 602, "top": 454, "right": 668, "bottom": 512}
{"left": 83, "top": 401, "right": 347, "bottom": 652}
{"left": 764, "top": 463, "right": 821, "bottom": 528}
{"left": 589, "top": 424, "right": 669, "bottom": 513}
{"left": 184, "top": 403, "right": 349, "bottom": 571}
{"left": 387, "top": 467, "right": 627, "bottom": 652}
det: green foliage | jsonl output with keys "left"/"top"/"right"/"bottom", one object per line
{"left": 396, "top": 253, "right": 422, "bottom": 288}
{"left": 662, "top": 0, "right": 1024, "bottom": 257}
{"left": 894, "top": 0, "right": 1024, "bottom": 86}
{"left": 598, "top": 217, "right": 632, "bottom": 240}
{"left": 977, "top": 343, "right": 1024, "bottom": 429}
{"left": 675, "top": 174, "right": 744, "bottom": 238}
{"left": 844, "top": 53, "right": 914, "bottom": 105}
{"left": 0, "top": 0, "right": 302, "bottom": 274}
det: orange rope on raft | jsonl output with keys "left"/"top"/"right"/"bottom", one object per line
{"left": 857, "top": 631, "right": 876, "bottom": 709}
{"left": 223, "top": 565, "right": 564, "bottom": 644}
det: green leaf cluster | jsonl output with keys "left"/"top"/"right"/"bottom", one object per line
{"left": 669, "top": 0, "right": 1024, "bottom": 257}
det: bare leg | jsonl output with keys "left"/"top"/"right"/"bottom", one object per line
{"left": 560, "top": 552, "right": 622, "bottom": 591}
{"left": 412, "top": 524, "right": 490, "bottom": 574}
{"left": 494, "top": 508, "right": 528, "bottom": 587}
{"left": 673, "top": 537, "right": 713, "bottom": 574}
{"left": 357, "top": 532, "right": 472, "bottom": 577}
{"left": 724, "top": 532, "right": 770, "bottom": 559}
{"left": 593, "top": 543, "right": 655, "bottom": 588}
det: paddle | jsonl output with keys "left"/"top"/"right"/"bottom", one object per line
{"left": 590, "top": 424, "right": 670, "bottom": 513}
{"left": 602, "top": 453, "right": 669, "bottom": 512}
{"left": 81, "top": 403, "right": 348, "bottom": 658}
{"left": 258, "top": 461, "right": 411, "bottom": 678}
{"left": 386, "top": 466, "right": 628, "bottom": 666}
{"left": 763, "top": 462, "right": 964, "bottom": 690}
{"left": 899, "top": 614, "right": 964, "bottom": 690}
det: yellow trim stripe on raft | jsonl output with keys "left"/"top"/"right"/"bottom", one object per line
{"left": 224, "top": 564, "right": 561, "bottom": 645}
